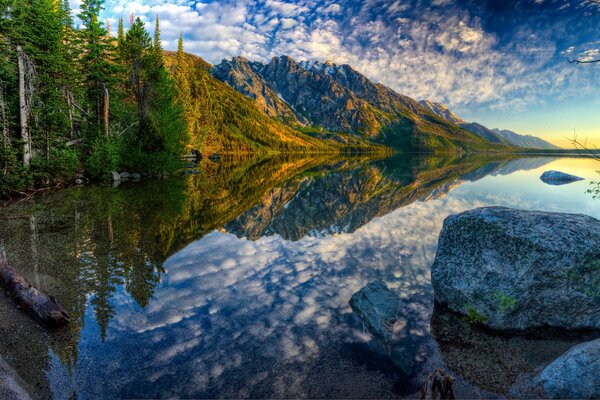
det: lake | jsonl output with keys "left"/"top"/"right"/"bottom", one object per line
{"left": 0, "top": 154, "right": 598, "bottom": 399}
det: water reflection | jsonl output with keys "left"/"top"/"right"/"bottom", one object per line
{"left": 0, "top": 154, "right": 598, "bottom": 398}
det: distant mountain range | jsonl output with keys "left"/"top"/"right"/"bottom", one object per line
{"left": 417, "top": 100, "right": 559, "bottom": 150}
{"left": 212, "top": 56, "right": 506, "bottom": 153}
{"left": 166, "top": 52, "right": 558, "bottom": 154}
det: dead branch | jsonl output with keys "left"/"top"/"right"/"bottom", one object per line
{"left": 566, "top": 134, "right": 600, "bottom": 161}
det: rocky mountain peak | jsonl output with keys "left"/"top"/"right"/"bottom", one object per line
{"left": 418, "top": 100, "right": 466, "bottom": 125}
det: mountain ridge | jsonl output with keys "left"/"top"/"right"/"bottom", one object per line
{"left": 417, "top": 100, "right": 560, "bottom": 150}
{"left": 212, "top": 55, "right": 510, "bottom": 153}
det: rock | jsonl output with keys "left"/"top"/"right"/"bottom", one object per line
{"left": 120, "top": 172, "right": 131, "bottom": 180}
{"left": 431, "top": 207, "right": 600, "bottom": 330}
{"left": 349, "top": 281, "right": 400, "bottom": 345}
{"left": 74, "top": 179, "right": 83, "bottom": 185}
{"left": 510, "top": 338, "right": 600, "bottom": 399}
{"left": 130, "top": 173, "right": 141, "bottom": 181}
{"left": 430, "top": 304, "right": 596, "bottom": 395}
{"left": 540, "top": 170, "right": 584, "bottom": 185}
{"left": 0, "top": 356, "right": 32, "bottom": 400}
{"left": 110, "top": 171, "right": 121, "bottom": 181}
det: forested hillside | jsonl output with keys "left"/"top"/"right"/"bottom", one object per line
{"left": 0, "top": 0, "right": 187, "bottom": 195}
{"left": 162, "top": 45, "right": 381, "bottom": 155}
{"left": 1, "top": 1, "right": 368, "bottom": 197}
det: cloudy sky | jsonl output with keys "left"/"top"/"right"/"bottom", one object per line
{"left": 72, "top": 0, "right": 600, "bottom": 147}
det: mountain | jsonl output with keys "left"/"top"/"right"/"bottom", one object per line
{"left": 418, "top": 99, "right": 560, "bottom": 150}
{"left": 164, "top": 52, "right": 380, "bottom": 154}
{"left": 418, "top": 100, "right": 465, "bottom": 124}
{"left": 225, "top": 154, "right": 551, "bottom": 242}
{"left": 458, "top": 122, "right": 509, "bottom": 145}
{"left": 491, "top": 128, "right": 560, "bottom": 150}
{"left": 212, "top": 56, "right": 508, "bottom": 153}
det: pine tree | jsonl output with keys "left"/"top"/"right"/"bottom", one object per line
{"left": 78, "top": 0, "right": 116, "bottom": 137}
{"left": 153, "top": 14, "right": 163, "bottom": 65}
{"left": 173, "top": 34, "right": 195, "bottom": 144}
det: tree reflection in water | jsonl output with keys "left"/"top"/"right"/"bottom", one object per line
{"left": 0, "top": 153, "right": 558, "bottom": 397}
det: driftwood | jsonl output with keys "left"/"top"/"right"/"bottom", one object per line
{"left": 419, "top": 369, "right": 455, "bottom": 400}
{"left": 0, "top": 259, "right": 70, "bottom": 327}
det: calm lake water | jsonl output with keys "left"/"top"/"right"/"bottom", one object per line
{"left": 0, "top": 154, "right": 599, "bottom": 399}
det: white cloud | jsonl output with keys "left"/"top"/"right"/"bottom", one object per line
{"left": 93, "top": 0, "right": 600, "bottom": 112}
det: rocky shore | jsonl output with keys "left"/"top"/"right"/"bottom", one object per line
{"left": 351, "top": 206, "right": 600, "bottom": 399}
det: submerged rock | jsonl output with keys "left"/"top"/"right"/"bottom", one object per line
{"left": 431, "top": 207, "right": 600, "bottom": 330}
{"left": 510, "top": 338, "right": 600, "bottom": 399}
{"left": 0, "top": 357, "right": 32, "bottom": 400}
{"left": 540, "top": 170, "right": 584, "bottom": 185}
{"left": 349, "top": 281, "right": 400, "bottom": 345}
{"left": 430, "top": 304, "right": 596, "bottom": 395}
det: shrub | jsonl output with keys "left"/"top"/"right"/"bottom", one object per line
{"left": 29, "top": 148, "right": 80, "bottom": 186}
{"left": 86, "top": 139, "right": 120, "bottom": 179}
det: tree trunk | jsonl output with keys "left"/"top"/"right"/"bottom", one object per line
{"left": 16, "top": 45, "right": 30, "bottom": 166}
{"left": 66, "top": 90, "right": 74, "bottom": 139}
{"left": 103, "top": 85, "right": 109, "bottom": 138}
{"left": 0, "top": 84, "right": 8, "bottom": 147}
{"left": 0, "top": 258, "right": 70, "bottom": 328}
{"left": 420, "top": 369, "right": 455, "bottom": 400}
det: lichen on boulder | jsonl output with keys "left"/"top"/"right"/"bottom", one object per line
{"left": 431, "top": 207, "right": 600, "bottom": 330}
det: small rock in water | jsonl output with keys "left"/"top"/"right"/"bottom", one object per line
{"left": 74, "top": 179, "right": 83, "bottom": 185}
{"left": 349, "top": 281, "right": 400, "bottom": 345}
{"left": 540, "top": 170, "right": 584, "bottom": 185}
{"left": 510, "top": 338, "right": 600, "bottom": 399}
{"left": 431, "top": 206, "right": 600, "bottom": 330}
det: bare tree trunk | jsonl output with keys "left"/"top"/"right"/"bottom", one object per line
{"left": 103, "top": 85, "right": 109, "bottom": 138}
{"left": 0, "top": 258, "right": 70, "bottom": 328}
{"left": 17, "top": 45, "right": 30, "bottom": 166}
{"left": 29, "top": 216, "right": 40, "bottom": 289}
{"left": 66, "top": 89, "right": 75, "bottom": 139}
{"left": 0, "top": 83, "right": 8, "bottom": 147}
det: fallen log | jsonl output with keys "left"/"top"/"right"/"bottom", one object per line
{"left": 0, "top": 259, "right": 70, "bottom": 328}
{"left": 419, "top": 369, "right": 455, "bottom": 400}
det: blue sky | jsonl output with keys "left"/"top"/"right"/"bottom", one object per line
{"left": 71, "top": 0, "right": 600, "bottom": 147}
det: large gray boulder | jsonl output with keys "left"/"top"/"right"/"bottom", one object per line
{"left": 349, "top": 281, "right": 400, "bottom": 345}
{"left": 540, "top": 170, "right": 584, "bottom": 185}
{"left": 510, "top": 338, "right": 600, "bottom": 399}
{"left": 431, "top": 207, "right": 600, "bottom": 330}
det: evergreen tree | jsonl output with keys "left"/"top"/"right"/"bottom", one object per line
{"left": 153, "top": 14, "right": 163, "bottom": 65}
{"left": 78, "top": 0, "right": 116, "bottom": 136}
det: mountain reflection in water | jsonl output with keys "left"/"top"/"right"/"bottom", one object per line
{"left": 0, "top": 154, "right": 598, "bottom": 399}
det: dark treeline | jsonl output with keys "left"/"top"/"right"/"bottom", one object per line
{"left": 0, "top": 0, "right": 187, "bottom": 195}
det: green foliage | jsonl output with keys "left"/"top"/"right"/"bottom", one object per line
{"left": 0, "top": 144, "right": 32, "bottom": 195}
{"left": 29, "top": 148, "right": 79, "bottom": 184}
{"left": 587, "top": 171, "right": 599, "bottom": 199}
{"left": 86, "top": 139, "right": 119, "bottom": 179}
{"left": 492, "top": 290, "right": 518, "bottom": 313}
{"left": 0, "top": 0, "right": 188, "bottom": 197}
{"left": 462, "top": 305, "right": 490, "bottom": 325}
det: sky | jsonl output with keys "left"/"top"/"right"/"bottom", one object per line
{"left": 70, "top": 0, "right": 600, "bottom": 148}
